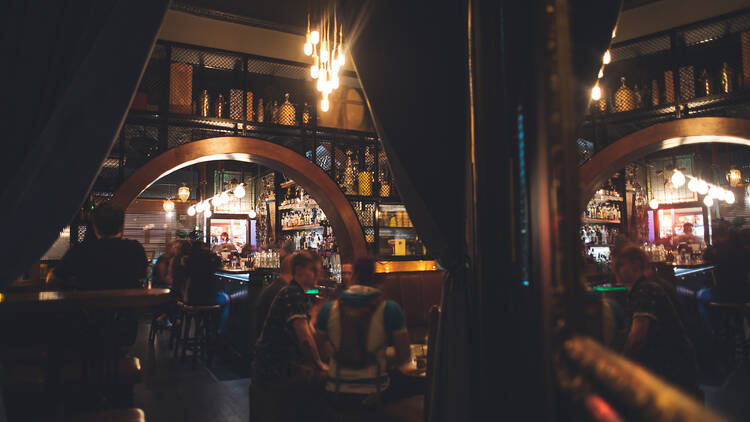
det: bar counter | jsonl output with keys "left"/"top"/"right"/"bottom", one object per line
{"left": 0, "top": 288, "right": 171, "bottom": 313}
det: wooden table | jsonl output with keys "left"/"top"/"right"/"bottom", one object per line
{"left": 0, "top": 288, "right": 171, "bottom": 313}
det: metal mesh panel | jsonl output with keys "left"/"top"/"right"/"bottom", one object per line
{"left": 247, "top": 58, "right": 308, "bottom": 80}
{"left": 169, "top": 48, "right": 196, "bottom": 115}
{"left": 682, "top": 12, "right": 750, "bottom": 47}
{"left": 122, "top": 124, "right": 159, "bottom": 169}
{"left": 134, "top": 44, "right": 166, "bottom": 112}
{"left": 351, "top": 200, "right": 375, "bottom": 227}
{"left": 364, "top": 227, "right": 375, "bottom": 247}
{"left": 167, "top": 126, "right": 233, "bottom": 148}
{"left": 577, "top": 138, "right": 594, "bottom": 165}
{"left": 378, "top": 149, "right": 395, "bottom": 198}
{"left": 334, "top": 143, "right": 358, "bottom": 195}
{"left": 611, "top": 35, "right": 670, "bottom": 62}
{"left": 315, "top": 141, "right": 332, "bottom": 171}
{"left": 679, "top": 66, "right": 696, "bottom": 101}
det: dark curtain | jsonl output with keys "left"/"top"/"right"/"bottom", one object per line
{"left": 0, "top": 0, "right": 169, "bottom": 286}
{"left": 352, "top": 0, "right": 619, "bottom": 420}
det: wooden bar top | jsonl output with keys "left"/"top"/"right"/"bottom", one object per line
{"left": 0, "top": 288, "right": 171, "bottom": 313}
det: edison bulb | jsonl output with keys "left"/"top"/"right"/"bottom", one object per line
{"left": 726, "top": 191, "right": 736, "bottom": 204}
{"left": 311, "top": 30, "right": 319, "bottom": 45}
{"left": 603, "top": 50, "right": 611, "bottom": 64}
{"left": 163, "top": 199, "right": 175, "bottom": 212}
{"left": 704, "top": 195, "right": 714, "bottom": 207}
{"left": 248, "top": 209, "right": 257, "bottom": 219}
{"left": 321, "top": 48, "right": 329, "bottom": 63}
{"left": 649, "top": 198, "right": 659, "bottom": 210}
{"left": 220, "top": 191, "right": 230, "bottom": 204}
{"left": 317, "top": 77, "right": 325, "bottom": 92}
{"left": 233, "top": 184, "right": 246, "bottom": 198}
{"left": 195, "top": 201, "right": 204, "bottom": 213}
{"left": 709, "top": 185, "right": 724, "bottom": 200}
{"left": 310, "top": 65, "right": 319, "bottom": 79}
{"left": 687, "top": 177, "right": 700, "bottom": 192}
{"left": 187, "top": 206, "right": 196, "bottom": 216}
{"left": 338, "top": 53, "right": 345, "bottom": 66}
{"left": 696, "top": 180, "right": 709, "bottom": 195}
{"left": 204, "top": 208, "right": 212, "bottom": 218}
{"left": 304, "top": 42, "right": 313, "bottom": 56}
{"left": 598, "top": 68, "right": 603, "bottom": 79}
{"left": 321, "top": 98, "right": 330, "bottom": 112}
{"left": 211, "top": 195, "right": 221, "bottom": 207}
{"left": 332, "top": 74, "right": 340, "bottom": 89}
{"left": 671, "top": 170, "right": 685, "bottom": 188}
{"left": 591, "top": 85, "right": 602, "bottom": 101}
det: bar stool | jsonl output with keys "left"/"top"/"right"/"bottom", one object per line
{"left": 173, "top": 301, "right": 222, "bottom": 367}
{"left": 707, "top": 301, "right": 750, "bottom": 372}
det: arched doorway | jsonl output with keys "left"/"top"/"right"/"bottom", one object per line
{"left": 579, "top": 117, "right": 750, "bottom": 205}
{"left": 111, "top": 137, "right": 367, "bottom": 260}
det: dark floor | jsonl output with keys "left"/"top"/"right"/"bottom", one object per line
{"left": 132, "top": 316, "right": 250, "bottom": 422}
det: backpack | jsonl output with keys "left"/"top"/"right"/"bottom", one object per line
{"left": 334, "top": 295, "right": 385, "bottom": 369}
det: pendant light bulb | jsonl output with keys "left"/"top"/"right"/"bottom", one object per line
{"left": 321, "top": 98, "right": 330, "bottom": 112}
{"left": 687, "top": 177, "right": 699, "bottom": 192}
{"left": 187, "top": 205, "right": 196, "bottom": 216}
{"left": 598, "top": 68, "right": 604, "bottom": 79}
{"left": 220, "top": 191, "right": 230, "bottom": 204}
{"left": 248, "top": 209, "right": 257, "bottom": 219}
{"left": 211, "top": 195, "right": 221, "bottom": 207}
{"left": 311, "top": 65, "right": 319, "bottom": 79}
{"left": 671, "top": 169, "right": 686, "bottom": 188}
{"left": 233, "top": 184, "right": 246, "bottom": 199}
{"left": 696, "top": 180, "right": 709, "bottom": 195}
{"left": 591, "top": 84, "right": 602, "bottom": 101}
{"left": 332, "top": 74, "right": 340, "bottom": 89}
{"left": 703, "top": 195, "right": 714, "bottom": 207}
{"left": 204, "top": 208, "right": 212, "bottom": 218}
{"left": 649, "top": 198, "right": 659, "bottom": 210}
{"left": 317, "top": 77, "right": 325, "bottom": 92}
{"left": 709, "top": 185, "right": 724, "bottom": 200}
{"left": 321, "top": 48, "right": 329, "bottom": 63}
{"left": 195, "top": 201, "right": 204, "bottom": 213}
{"left": 304, "top": 42, "right": 313, "bottom": 56}
{"left": 163, "top": 199, "right": 175, "bottom": 212}
{"left": 311, "top": 30, "right": 320, "bottom": 45}
{"left": 603, "top": 50, "right": 611, "bottom": 65}
{"left": 725, "top": 191, "right": 736, "bottom": 204}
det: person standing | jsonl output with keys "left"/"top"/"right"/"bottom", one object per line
{"left": 252, "top": 252, "right": 328, "bottom": 421}
{"left": 340, "top": 263, "right": 353, "bottom": 288}
{"left": 49, "top": 203, "right": 146, "bottom": 290}
{"left": 255, "top": 254, "right": 294, "bottom": 334}
{"left": 612, "top": 246, "right": 699, "bottom": 396}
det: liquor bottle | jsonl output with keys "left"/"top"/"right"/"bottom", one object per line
{"left": 257, "top": 98, "right": 264, "bottom": 122}
{"left": 215, "top": 93, "right": 226, "bottom": 118}
{"left": 699, "top": 69, "right": 712, "bottom": 96}
{"left": 651, "top": 80, "right": 660, "bottom": 106}
{"left": 721, "top": 62, "right": 734, "bottom": 94}
{"left": 199, "top": 90, "right": 210, "bottom": 117}
{"left": 614, "top": 77, "right": 635, "bottom": 112}
{"left": 271, "top": 100, "right": 280, "bottom": 124}
{"left": 633, "top": 83, "right": 643, "bottom": 109}
{"left": 344, "top": 150, "right": 356, "bottom": 194}
{"left": 279, "top": 93, "right": 296, "bottom": 126}
{"left": 302, "top": 102, "right": 311, "bottom": 125}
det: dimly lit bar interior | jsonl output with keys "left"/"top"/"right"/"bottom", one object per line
{"left": 4, "top": 0, "right": 750, "bottom": 421}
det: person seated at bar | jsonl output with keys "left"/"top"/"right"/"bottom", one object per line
{"left": 255, "top": 254, "right": 294, "bottom": 334}
{"left": 612, "top": 246, "right": 699, "bottom": 396}
{"left": 341, "top": 263, "right": 353, "bottom": 289}
{"left": 48, "top": 203, "right": 146, "bottom": 290}
{"left": 314, "top": 255, "right": 411, "bottom": 407}
{"left": 252, "top": 252, "right": 328, "bottom": 421}
{"left": 181, "top": 241, "right": 230, "bottom": 334}
{"left": 211, "top": 232, "right": 237, "bottom": 254}
{"left": 152, "top": 240, "right": 181, "bottom": 288}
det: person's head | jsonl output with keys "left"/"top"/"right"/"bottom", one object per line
{"left": 612, "top": 246, "right": 650, "bottom": 287}
{"left": 341, "top": 263, "right": 354, "bottom": 287}
{"left": 683, "top": 223, "right": 693, "bottom": 235}
{"left": 291, "top": 251, "right": 317, "bottom": 289}
{"left": 92, "top": 203, "right": 125, "bottom": 239}
{"left": 352, "top": 255, "right": 377, "bottom": 288}
{"left": 279, "top": 254, "right": 294, "bottom": 283}
{"left": 220, "top": 232, "right": 230, "bottom": 243}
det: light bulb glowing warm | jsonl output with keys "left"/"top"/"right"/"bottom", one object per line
{"left": 311, "top": 30, "right": 319, "bottom": 45}
{"left": 211, "top": 195, "right": 221, "bottom": 207}
{"left": 671, "top": 170, "right": 685, "bottom": 188}
{"left": 220, "top": 192, "right": 230, "bottom": 204}
{"left": 321, "top": 98, "right": 330, "bottom": 112}
{"left": 332, "top": 74, "right": 340, "bottom": 89}
{"left": 591, "top": 85, "right": 602, "bottom": 101}
{"left": 304, "top": 43, "right": 313, "bottom": 56}
{"left": 163, "top": 199, "right": 175, "bottom": 212}
{"left": 726, "top": 191, "right": 736, "bottom": 204}
{"left": 178, "top": 185, "right": 190, "bottom": 202}
{"left": 317, "top": 78, "right": 325, "bottom": 92}
{"left": 649, "top": 199, "right": 659, "bottom": 210}
{"left": 187, "top": 206, "right": 196, "bottom": 216}
{"left": 687, "top": 177, "right": 699, "bottom": 192}
{"left": 603, "top": 50, "right": 611, "bottom": 64}
{"left": 696, "top": 180, "right": 709, "bottom": 195}
{"left": 704, "top": 195, "right": 714, "bottom": 207}
{"left": 598, "top": 68, "right": 603, "bottom": 79}
{"left": 204, "top": 208, "right": 212, "bottom": 218}
{"left": 321, "top": 48, "right": 329, "bottom": 63}
{"left": 195, "top": 202, "right": 204, "bottom": 213}
{"left": 311, "top": 65, "right": 319, "bottom": 79}
{"left": 709, "top": 185, "right": 724, "bottom": 200}
{"left": 234, "top": 184, "right": 246, "bottom": 198}
{"left": 248, "top": 209, "right": 257, "bottom": 219}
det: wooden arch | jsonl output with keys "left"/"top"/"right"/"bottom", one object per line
{"left": 111, "top": 137, "right": 367, "bottom": 261}
{"left": 579, "top": 117, "right": 750, "bottom": 204}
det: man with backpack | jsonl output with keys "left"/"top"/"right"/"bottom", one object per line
{"left": 314, "top": 255, "right": 411, "bottom": 408}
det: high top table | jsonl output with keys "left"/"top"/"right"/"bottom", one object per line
{"left": 0, "top": 288, "right": 171, "bottom": 313}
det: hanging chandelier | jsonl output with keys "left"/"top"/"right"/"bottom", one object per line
{"left": 178, "top": 183, "right": 190, "bottom": 202}
{"left": 303, "top": 4, "right": 345, "bottom": 112}
{"left": 726, "top": 168, "right": 742, "bottom": 187}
